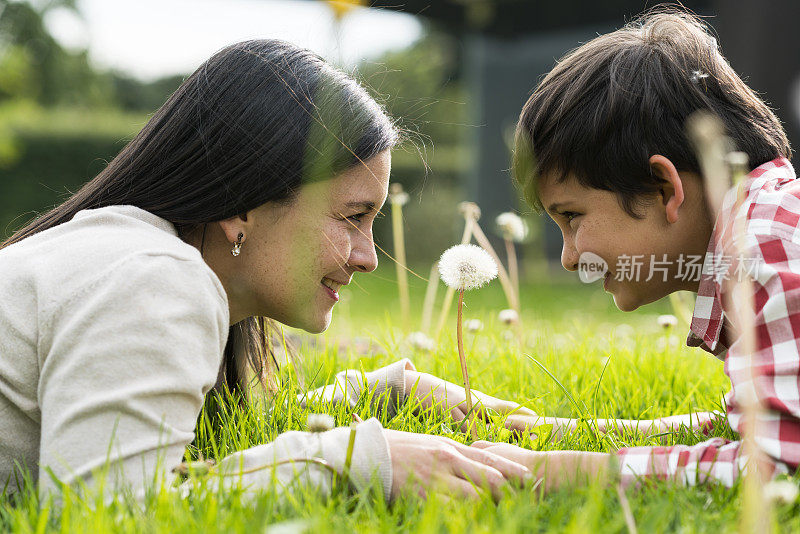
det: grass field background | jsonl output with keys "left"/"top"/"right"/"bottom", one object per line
{"left": 3, "top": 265, "right": 798, "bottom": 533}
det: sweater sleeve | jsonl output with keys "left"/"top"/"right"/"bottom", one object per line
{"left": 213, "top": 417, "right": 392, "bottom": 501}
{"left": 37, "top": 253, "right": 229, "bottom": 498}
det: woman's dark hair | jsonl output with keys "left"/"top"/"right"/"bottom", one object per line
{"left": 513, "top": 8, "right": 791, "bottom": 217}
{"left": 0, "top": 39, "right": 399, "bottom": 397}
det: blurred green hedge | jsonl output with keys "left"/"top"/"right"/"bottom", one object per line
{"left": 0, "top": 104, "right": 467, "bottom": 263}
{"left": 0, "top": 104, "right": 146, "bottom": 239}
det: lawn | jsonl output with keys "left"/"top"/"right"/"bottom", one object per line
{"left": 3, "top": 265, "right": 796, "bottom": 533}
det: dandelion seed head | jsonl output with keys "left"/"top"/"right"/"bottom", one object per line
{"left": 458, "top": 201, "right": 481, "bottom": 221}
{"left": 690, "top": 70, "right": 709, "bottom": 83}
{"left": 763, "top": 479, "right": 799, "bottom": 504}
{"left": 438, "top": 244, "right": 498, "bottom": 291}
{"left": 307, "top": 413, "right": 335, "bottom": 433}
{"left": 498, "top": 308, "right": 519, "bottom": 325}
{"left": 389, "top": 183, "right": 409, "bottom": 206}
{"left": 407, "top": 331, "right": 436, "bottom": 352}
{"left": 495, "top": 212, "right": 527, "bottom": 242}
{"left": 657, "top": 314, "right": 678, "bottom": 329}
{"left": 465, "top": 319, "right": 484, "bottom": 333}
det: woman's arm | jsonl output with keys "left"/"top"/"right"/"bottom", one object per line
{"left": 39, "top": 254, "right": 531, "bottom": 501}
{"left": 303, "top": 364, "right": 536, "bottom": 424}
{"left": 38, "top": 253, "right": 229, "bottom": 498}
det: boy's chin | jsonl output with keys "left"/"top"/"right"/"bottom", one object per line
{"left": 611, "top": 285, "right": 666, "bottom": 312}
{"left": 611, "top": 290, "right": 642, "bottom": 312}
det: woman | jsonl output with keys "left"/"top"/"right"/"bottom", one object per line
{"left": 0, "top": 40, "right": 530, "bottom": 502}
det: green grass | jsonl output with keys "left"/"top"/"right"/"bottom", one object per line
{"left": 3, "top": 267, "right": 798, "bottom": 533}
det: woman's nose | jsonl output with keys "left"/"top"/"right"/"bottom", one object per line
{"left": 348, "top": 232, "right": 378, "bottom": 273}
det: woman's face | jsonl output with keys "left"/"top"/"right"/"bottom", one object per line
{"left": 229, "top": 150, "right": 391, "bottom": 332}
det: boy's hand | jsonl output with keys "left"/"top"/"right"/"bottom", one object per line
{"left": 470, "top": 440, "right": 542, "bottom": 470}
{"left": 404, "top": 370, "right": 537, "bottom": 430}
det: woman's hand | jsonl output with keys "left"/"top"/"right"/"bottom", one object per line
{"left": 405, "top": 370, "right": 536, "bottom": 428}
{"left": 384, "top": 429, "right": 533, "bottom": 501}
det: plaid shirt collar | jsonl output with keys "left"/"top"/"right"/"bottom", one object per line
{"left": 686, "top": 157, "right": 796, "bottom": 356}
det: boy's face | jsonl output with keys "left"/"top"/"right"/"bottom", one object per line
{"left": 539, "top": 169, "right": 713, "bottom": 311}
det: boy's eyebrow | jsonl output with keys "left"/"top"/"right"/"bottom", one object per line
{"left": 546, "top": 202, "right": 563, "bottom": 214}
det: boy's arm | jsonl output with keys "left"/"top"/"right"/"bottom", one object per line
{"left": 494, "top": 231, "right": 800, "bottom": 490}
{"left": 504, "top": 412, "right": 721, "bottom": 440}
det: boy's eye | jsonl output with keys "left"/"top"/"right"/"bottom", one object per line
{"left": 561, "top": 211, "right": 580, "bottom": 223}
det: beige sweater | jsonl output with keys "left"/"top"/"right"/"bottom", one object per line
{"left": 0, "top": 205, "right": 407, "bottom": 500}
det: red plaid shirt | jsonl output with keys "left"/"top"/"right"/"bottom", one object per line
{"left": 617, "top": 157, "right": 800, "bottom": 487}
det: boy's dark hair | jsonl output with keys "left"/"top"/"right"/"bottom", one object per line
{"left": 513, "top": 8, "right": 791, "bottom": 217}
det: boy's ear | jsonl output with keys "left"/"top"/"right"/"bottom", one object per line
{"left": 649, "top": 155, "right": 684, "bottom": 224}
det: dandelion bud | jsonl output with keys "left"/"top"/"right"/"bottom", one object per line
{"left": 465, "top": 319, "right": 484, "bottom": 333}
{"left": 495, "top": 212, "right": 527, "bottom": 242}
{"left": 307, "top": 413, "right": 335, "bottom": 433}
{"left": 498, "top": 308, "right": 519, "bottom": 325}
{"left": 438, "top": 244, "right": 498, "bottom": 291}
{"left": 657, "top": 314, "right": 678, "bottom": 329}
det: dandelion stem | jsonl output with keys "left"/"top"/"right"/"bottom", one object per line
{"left": 471, "top": 222, "right": 518, "bottom": 313}
{"left": 472, "top": 222, "right": 523, "bottom": 345}
{"left": 420, "top": 261, "right": 439, "bottom": 333}
{"left": 391, "top": 199, "right": 410, "bottom": 331}
{"left": 456, "top": 289, "right": 473, "bottom": 416}
{"left": 505, "top": 236, "right": 519, "bottom": 301}
{"left": 688, "top": 113, "right": 768, "bottom": 531}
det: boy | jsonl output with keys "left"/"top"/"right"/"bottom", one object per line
{"left": 473, "top": 9, "right": 800, "bottom": 491}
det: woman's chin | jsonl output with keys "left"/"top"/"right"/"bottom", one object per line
{"left": 301, "top": 312, "right": 332, "bottom": 334}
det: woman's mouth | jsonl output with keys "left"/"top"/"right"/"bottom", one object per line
{"left": 321, "top": 277, "right": 342, "bottom": 302}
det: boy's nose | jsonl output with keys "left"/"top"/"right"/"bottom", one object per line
{"left": 561, "top": 243, "right": 579, "bottom": 272}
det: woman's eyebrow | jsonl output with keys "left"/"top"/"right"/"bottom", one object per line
{"left": 345, "top": 201, "right": 376, "bottom": 211}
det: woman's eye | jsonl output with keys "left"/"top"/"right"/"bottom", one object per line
{"left": 346, "top": 212, "right": 368, "bottom": 223}
{"left": 562, "top": 211, "right": 580, "bottom": 223}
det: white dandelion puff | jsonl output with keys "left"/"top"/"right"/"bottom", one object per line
{"left": 458, "top": 201, "right": 481, "bottom": 221}
{"left": 495, "top": 212, "right": 527, "bottom": 242}
{"left": 389, "top": 183, "right": 409, "bottom": 206}
{"left": 763, "top": 479, "right": 799, "bottom": 504}
{"left": 498, "top": 308, "right": 519, "bottom": 325}
{"left": 465, "top": 319, "right": 484, "bottom": 333}
{"left": 657, "top": 314, "right": 679, "bottom": 329}
{"left": 407, "top": 331, "right": 435, "bottom": 352}
{"left": 307, "top": 413, "right": 335, "bottom": 433}
{"left": 438, "top": 244, "right": 498, "bottom": 291}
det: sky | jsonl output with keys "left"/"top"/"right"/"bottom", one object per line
{"left": 43, "top": 0, "right": 423, "bottom": 81}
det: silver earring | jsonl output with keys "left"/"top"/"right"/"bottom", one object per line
{"left": 231, "top": 232, "right": 244, "bottom": 257}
